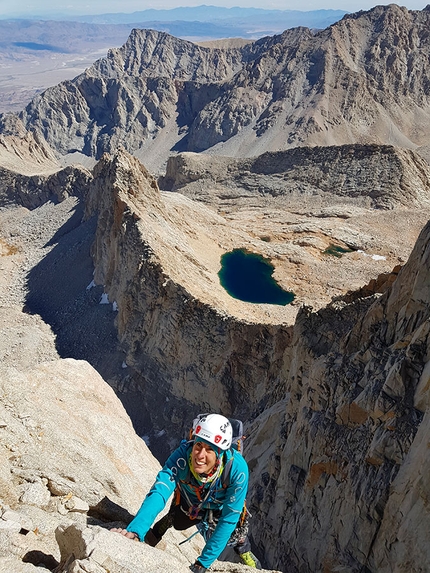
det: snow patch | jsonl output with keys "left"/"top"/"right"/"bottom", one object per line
{"left": 357, "top": 250, "right": 386, "bottom": 261}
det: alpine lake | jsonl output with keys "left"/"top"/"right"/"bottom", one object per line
{"left": 218, "top": 249, "right": 295, "bottom": 306}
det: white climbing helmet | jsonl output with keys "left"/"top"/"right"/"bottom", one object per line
{"left": 192, "top": 413, "right": 233, "bottom": 450}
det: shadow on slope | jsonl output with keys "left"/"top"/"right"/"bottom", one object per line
{"left": 23, "top": 200, "right": 154, "bottom": 446}
{"left": 24, "top": 201, "right": 126, "bottom": 389}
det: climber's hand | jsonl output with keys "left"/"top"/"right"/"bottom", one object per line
{"left": 110, "top": 528, "right": 139, "bottom": 540}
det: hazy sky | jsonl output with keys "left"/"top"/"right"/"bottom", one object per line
{"left": 0, "top": 0, "right": 428, "bottom": 18}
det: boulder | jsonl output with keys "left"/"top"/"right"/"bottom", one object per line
{"left": 53, "top": 523, "right": 281, "bottom": 573}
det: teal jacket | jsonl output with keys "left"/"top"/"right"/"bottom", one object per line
{"left": 127, "top": 440, "right": 249, "bottom": 568}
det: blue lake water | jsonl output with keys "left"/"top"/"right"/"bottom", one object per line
{"left": 218, "top": 249, "right": 295, "bottom": 305}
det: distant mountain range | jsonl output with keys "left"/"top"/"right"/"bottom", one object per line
{"left": 0, "top": 6, "right": 348, "bottom": 44}
{"left": 0, "top": 6, "right": 348, "bottom": 113}
{"left": 71, "top": 6, "right": 348, "bottom": 37}
{"left": 2, "top": 4, "right": 429, "bottom": 173}
{"left": 73, "top": 6, "right": 345, "bottom": 24}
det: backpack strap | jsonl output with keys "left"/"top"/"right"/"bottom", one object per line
{"left": 221, "top": 454, "right": 234, "bottom": 489}
{"left": 228, "top": 418, "right": 244, "bottom": 451}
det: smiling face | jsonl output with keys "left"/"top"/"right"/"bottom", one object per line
{"left": 191, "top": 440, "right": 218, "bottom": 475}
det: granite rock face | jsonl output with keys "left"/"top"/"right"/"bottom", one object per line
{"left": 0, "top": 359, "right": 158, "bottom": 512}
{"left": 0, "top": 358, "right": 160, "bottom": 572}
{"left": 0, "top": 359, "right": 280, "bottom": 573}
{"left": 245, "top": 220, "right": 430, "bottom": 572}
{"left": 53, "top": 522, "right": 281, "bottom": 573}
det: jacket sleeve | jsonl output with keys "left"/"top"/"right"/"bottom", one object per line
{"left": 126, "top": 442, "right": 189, "bottom": 541}
{"left": 197, "top": 452, "right": 249, "bottom": 568}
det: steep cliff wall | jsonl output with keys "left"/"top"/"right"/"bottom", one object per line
{"left": 245, "top": 220, "right": 430, "bottom": 572}
{"left": 85, "top": 150, "right": 292, "bottom": 455}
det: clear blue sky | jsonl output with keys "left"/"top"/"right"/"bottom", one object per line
{"left": 0, "top": 0, "right": 428, "bottom": 18}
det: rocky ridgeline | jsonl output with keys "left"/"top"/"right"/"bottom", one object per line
{"left": 173, "top": 4, "right": 430, "bottom": 156}
{"left": 0, "top": 5, "right": 429, "bottom": 171}
{"left": 6, "top": 29, "right": 255, "bottom": 164}
{"left": 0, "top": 130, "right": 91, "bottom": 209}
{"left": 0, "top": 166, "right": 91, "bottom": 210}
{"left": 161, "top": 145, "right": 430, "bottom": 209}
